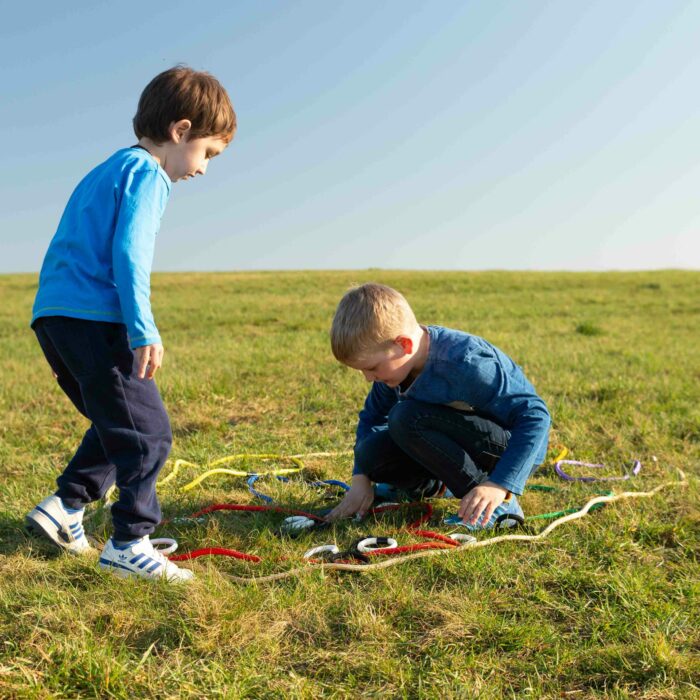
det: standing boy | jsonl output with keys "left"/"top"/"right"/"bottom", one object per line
{"left": 327, "top": 283, "right": 551, "bottom": 529}
{"left": 26, "top": 66, "right": 236, "bottom": 581}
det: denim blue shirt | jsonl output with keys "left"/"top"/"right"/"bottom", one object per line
{"left": 355, "top": 325, "right": 551, "bottom": 495}
{"left": 32, "top": 147, "right": 171, "bottom": 348}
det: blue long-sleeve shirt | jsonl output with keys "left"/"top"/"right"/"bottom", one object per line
{"left": 354, "top": 325, "right": 551, "bottom": 495}
{"left": 32, "top": 147, "right": 171, "bottom": 348}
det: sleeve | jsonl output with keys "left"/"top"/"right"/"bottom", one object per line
{"left": 458, "top": 357, "right": 551, "bottom": 495}
{"left": 353, "top": 382, "right": 398, "bottom": 475}
{"left": 112, "top": 169, "right": 169, "bottom": 349}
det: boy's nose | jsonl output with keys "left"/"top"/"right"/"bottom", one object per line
{"left": 197, "top": 161, "right": 208, "bottom": 176}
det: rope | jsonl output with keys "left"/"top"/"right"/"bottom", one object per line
{"left": 157, "top": 451, "right": 352, "bottom": 492}
{"left": 216, "top": 468, "right": 688, "bottom": 584}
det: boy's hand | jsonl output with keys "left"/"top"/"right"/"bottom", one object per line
{"left": 458, "top": 480, "right": 508, "bottom": 526}
{"left": 327, "top": 475, "right": 375, "bottom": 521}
{"left": 134, "top": 343, "right": 164, "bottom": 380}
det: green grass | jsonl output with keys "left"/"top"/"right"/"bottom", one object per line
{"left": 0, "top": 270, "right": 698, "bottom": 699}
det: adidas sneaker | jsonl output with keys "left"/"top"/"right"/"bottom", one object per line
{"left": 99, "top": 536, "right": 194, "bottom": 582}
{"left": 25, "top": 494, "right": 93, "bottom": 554}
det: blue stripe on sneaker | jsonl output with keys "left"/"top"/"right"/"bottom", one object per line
{"left": 138, "top": 557, "right": 153, "bottom": 569}
{"left": 35, "top": 505, "right": 62, "bottom": 531}
{"left": 130, "top": 554, "right": 144, "bottom": 564}
{"left": 146, "top": 561, "right": 162, "bottom": 573}
{"left": 99, "top": 558, "right": 134, "bottom": 573}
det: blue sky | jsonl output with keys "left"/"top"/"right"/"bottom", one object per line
{"left": 2, "top": 0, "right": 699, "bottom": 272}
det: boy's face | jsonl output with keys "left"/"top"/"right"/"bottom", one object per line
{"left": 165, "top": 134, "right": 228, "bottom": 182}
{"left": 346, "top": 339, "right": 415, "bottom": 388}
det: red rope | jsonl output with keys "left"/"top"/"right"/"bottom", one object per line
{"left": 166, "top": 499, "right": 458, "bottom": 562}
{"left": 367, "top": 542, "right": 454, "bottom": 556}
{"left": 169, "top": 547, "right": 261, "bottom": 562}
{"left": 366, "top": 502, "right": 459, "bottom": 554}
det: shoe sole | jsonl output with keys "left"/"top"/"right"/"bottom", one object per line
{"left": 25, "top": 511, "right": 93, "bottom": 555}
{"left": 99, "top": 558, "right": 194, "bottom": 583}
{"left": 99, "top": 560, "right": 194, "bottom": 583}
{"left": 25, "top": 510, "right": 70, "bottom": 550}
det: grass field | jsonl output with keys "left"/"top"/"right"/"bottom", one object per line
{"left": 0, "top": 270, "right": 698, "bottom": 699}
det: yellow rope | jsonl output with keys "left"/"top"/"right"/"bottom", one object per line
{"left": 551, "top": 446, "right": 568, "bottom": 464}
{"left": 157, "top": 451, "right": 353, "bottom": 492}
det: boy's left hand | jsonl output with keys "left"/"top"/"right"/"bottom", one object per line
{"left": 458, "top": 481, "right": 508, "bottom": 526}
{"left": 134, "top": 343, "right": 164, "bottom": 380}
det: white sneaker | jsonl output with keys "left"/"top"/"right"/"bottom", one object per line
{"left": 99, "top": 536, "right": 194, "bottom": 583}
{"left": 25, "top": 494, "right": 93, "bottom": 554}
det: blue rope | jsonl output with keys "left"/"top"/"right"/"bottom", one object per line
{"left": 247, "top": 475, "right": 349, "bottom": 504}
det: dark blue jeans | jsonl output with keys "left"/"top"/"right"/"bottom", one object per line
{"left": 33, "top": 316, "right": 172, "bottom": 540}
{"left": 355, "top": 400, "right": 511, "bottom": 498}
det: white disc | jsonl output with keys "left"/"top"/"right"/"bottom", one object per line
{"left": 303, "top": 544, "right": 340, "bottom": 559}
{"left": 356, "top": 536, "right": 398, "bottom": 553}
{"left": 151, "top": 537, "right": 178, "bottom": 555}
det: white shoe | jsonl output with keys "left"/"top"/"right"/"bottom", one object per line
{"left": 99, "top": 536, "right": 194, "bottom": 583}
{"left": 25, "top": 494, "right": 93, "bottom": 554}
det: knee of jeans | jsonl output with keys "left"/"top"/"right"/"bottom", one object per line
{"left": 387, "top": 401, "right": 420, "bottom": 442}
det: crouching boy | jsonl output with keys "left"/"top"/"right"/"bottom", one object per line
{"left": 327, "top": 283, "right": 551, "bottom": 529}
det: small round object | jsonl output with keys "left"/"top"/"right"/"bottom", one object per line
{"left": 449, "top": 533, "right": 477, "bottom": 545}
{"left": 151, "top": 537, "right": 178, "bottom": 555}
{"left": 303, "top": 544, "right": 340, "bottom": 560}
{"left": 281, "top": 515, "right": 316, "bottom": 533}
{"left": 494, "top": 513, "right": 526, "bottom": 528}
{"left": 356, "top": 536, "right": 398, "bottom": 553}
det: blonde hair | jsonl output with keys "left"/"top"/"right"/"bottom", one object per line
{"left": 330, "top": 283, "right": 418, "bottom": 363}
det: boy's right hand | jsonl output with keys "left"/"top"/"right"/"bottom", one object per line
{"left": 134, "top": 343, "right": 164, "bottom": 380}
{"left": 326, "top": 474, "right": 375, "bottom": 521}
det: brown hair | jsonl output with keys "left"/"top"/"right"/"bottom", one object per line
{"left": 133, "top": 65, "right": 236, "bottom": 144}
{"left": 330, "top": 283, "right": 418, "bottom": 363}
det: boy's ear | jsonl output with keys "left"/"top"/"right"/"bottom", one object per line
{"left": 169, "top": 119, "right": 192, "bottom": 143}
{"left": 394, "top": 335, "right": 413, "bottom": 355}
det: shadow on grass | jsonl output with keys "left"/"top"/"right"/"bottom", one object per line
{"left": 0, "top": 509, "right": 66, "bottom": 558}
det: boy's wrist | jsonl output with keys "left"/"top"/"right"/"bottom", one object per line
{"left": 482, "top": 480, "right": 510, "bottom": 498}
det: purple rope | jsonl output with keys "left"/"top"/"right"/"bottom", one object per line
{"left": 554, "top": 459, "right": 642, "bottom": 483}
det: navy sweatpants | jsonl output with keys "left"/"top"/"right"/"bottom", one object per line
{"left": 33, "top": 316, "right": 172, "bottom": 541}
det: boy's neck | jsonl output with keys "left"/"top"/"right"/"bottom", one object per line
{"left": 136, "top": 137, "right": 165, "bottom": 166}
{"left": 401, "top": 326, "right": 431, "bottom": 389}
